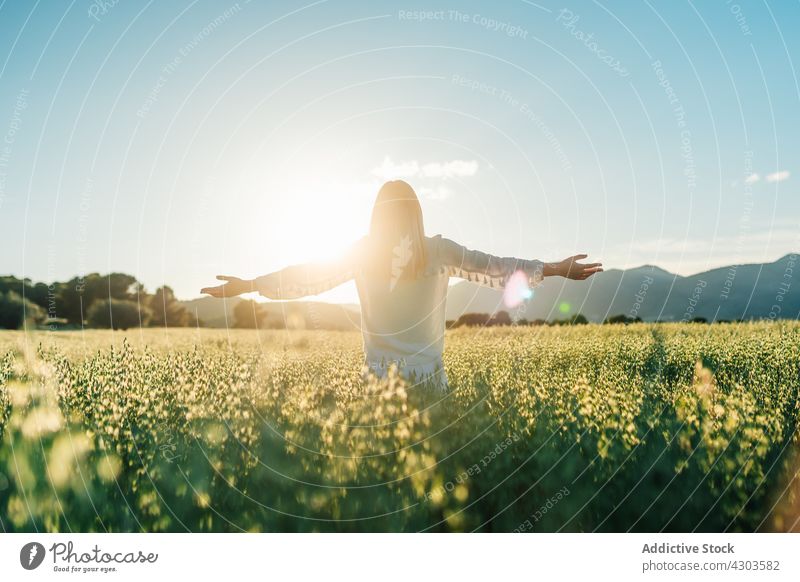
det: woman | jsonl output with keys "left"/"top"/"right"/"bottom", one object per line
{"left": 201, "top": 180, "right": 602, "bottom": 390}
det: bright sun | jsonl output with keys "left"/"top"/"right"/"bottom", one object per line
{"left": 264, "top": 183, "right": 373, "bottom": 303}
{"left": 226, "top": 156, "right": 380, "bottom": 303}
{"left": 215, "top": 133, "right": 415, "bottom": 306}
{"left": 282, "top": 187, "right": 368, "bottom": 262}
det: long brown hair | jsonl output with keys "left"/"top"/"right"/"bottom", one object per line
{"left": 366, "top": 180, "right": 428, "bottom": 286}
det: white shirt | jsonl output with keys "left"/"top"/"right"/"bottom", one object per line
{"left": 255, "top": 235, "right": 544, "bottom": 390}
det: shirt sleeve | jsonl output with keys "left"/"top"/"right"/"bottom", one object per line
{"left": 436, "top": 236, "right": 544, "bottom": 289}
{"left": 254, "top": 238, "right": 364, "bottom": 300}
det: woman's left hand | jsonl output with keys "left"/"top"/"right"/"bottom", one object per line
{"left": 546, "top": 255, "right": 603, "bottom": 280}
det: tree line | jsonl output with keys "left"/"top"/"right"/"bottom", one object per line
{"left": 446, "top": 312, "right": 721, "bottom": 327}
{"left": 0, "top": 273, "right": 312, "bottom": 331}
{"left": 446, "top": 311, "right": 627, "bottom": 328}
{"left": 0, "top": 273, "right": 193, "bottom": 330}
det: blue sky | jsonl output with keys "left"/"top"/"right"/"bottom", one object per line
{"left": 1, "top": 0, "right": 798, "bottom": 301}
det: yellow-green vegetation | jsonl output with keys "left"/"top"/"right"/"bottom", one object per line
{"left": 0, "top": 323, "right": 798, "bottom": 532}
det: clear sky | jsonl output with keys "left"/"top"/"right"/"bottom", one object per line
{"left": 1, "top": 0, "right": 798, "bottom": 302}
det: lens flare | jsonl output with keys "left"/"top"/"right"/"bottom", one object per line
{"left": 503, "top": 270, "right": 533, "bottom": 308}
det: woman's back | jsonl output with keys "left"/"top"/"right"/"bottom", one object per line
{"left": 356, "top": 236, "right": 451, "bottom": 379}
{"left": 356, "top": 235, "right": 545, "bottom": 385}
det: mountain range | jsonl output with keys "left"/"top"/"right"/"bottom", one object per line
{"left": 181, "top": 254, "right": 799, "bottom": 328}
{"left": 445, "top": 253, "right": 799, "bottom": 323}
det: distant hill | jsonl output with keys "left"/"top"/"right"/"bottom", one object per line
{"left": 444, "top": 254, "right": 800, "bottom": 322}
{"left": 181, "top": 296, "right": 361, "bottom": 330}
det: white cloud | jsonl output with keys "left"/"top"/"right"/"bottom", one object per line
{"left": 371, "top": 156, "right": 420, "bottom": 179}
{"left": 418, "top": 185, "right": 453, "bottom": 200}
{"left": 420, "top": 159, "right": 479, "bottom": 178}
{"left": 744, "top": 173, "right": 760, "bottom": 184}
{"left": 766, "top": 170, "right": 790, "bottom": 183}
{"left": 371, "top": 156, "right": 478, "bottom": 180}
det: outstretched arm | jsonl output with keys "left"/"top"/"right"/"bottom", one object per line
{"left": 438, "top": 236, "right": 601, "bottom": 288}
{"left": 251, "top": 259, "right": 356, "bottom": 300}
{"left": 200, "top": 238, "right": 365, "bottom": 300}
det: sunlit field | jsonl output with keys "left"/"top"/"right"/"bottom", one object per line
{"left": 1, "top": 324, "right": 798, "bottom": 532}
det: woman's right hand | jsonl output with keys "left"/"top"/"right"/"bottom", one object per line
{"left": 200, "top": 275, "right": 253, "bottom": 298}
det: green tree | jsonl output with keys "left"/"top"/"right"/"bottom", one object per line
{"left": 149, "top": 286, "right": 190, "bottom": 327}
{"left": 28, "top": 281, "right": 52, "bottom": 310}
{"left": 604, "top": 314, "right": 642, "bottom": 325}
{"left": 57, "top": 273, "right": 141, "bottom": 326}
{"left": 453, "top": 313, "right": 490, "bottom": 327}
{"left": 87, "top": 298, "right": 150, "bottom": 330}
{"left": 233, "top": 299, "right": 267, "bottom": 329}
{"left": 0, "top": 291, "right": 46, "bottom": 329}
{"left": 488, "top": 311, "right": 512, "bottom": 326}
{"left": 55, "top": 277, "right": 86, "bottom": 325}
